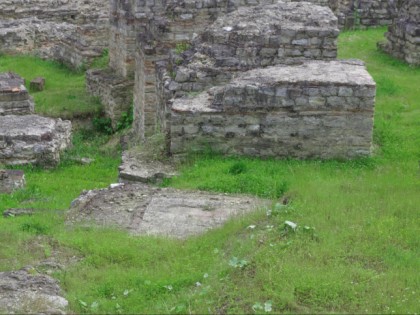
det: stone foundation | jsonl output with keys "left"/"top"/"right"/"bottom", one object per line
{"left": 378, "top": 0, "right": 420, "bottom": 66}
{"left": 86, "top": 69, "right": 134, "bottom": 128}
{"left": 0, "top": 115, "right": 72, "bottom": 167}
{"left": 0, "top": 73, "right": 34, "bottom": 116}
{"left": 170, "top": 60, "right": 375, "bottom": 159}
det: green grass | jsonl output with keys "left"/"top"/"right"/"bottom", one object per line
{"left": 0, "top": 54, "right": 101, "bottom": 119}
{"left": 0, "top": 28, "right": 419, "bottom": 314}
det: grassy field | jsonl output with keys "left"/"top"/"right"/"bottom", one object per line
{"left": 0, "top": 28, "right": 419, "bottom": 314}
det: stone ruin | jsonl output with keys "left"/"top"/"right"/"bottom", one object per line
{"left": 90, "top": 0, "right": 375, "bottom": 161}
{"left": 378, "top": 0, "right": 420, "bottom": 66}
{"left": 0, "top": 73, "right": 72, "bottom": 167}
{"left": 85, "top": 0, "right": 390, "bottom": 130}
{"left": 0, "top": 0, "right": 109, "bottom": 69}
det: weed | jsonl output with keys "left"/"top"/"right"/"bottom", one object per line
{"left": 174, "top": 43, "right": 191, "bottom": 55}
{"left": 92, "top": 115, "right": 113, "bottom": 135}
{"left": 228, "top": 161, "right": 247, "bottom": 175}
{"left": 116, "top": 106, "right": 134, "bottom": 131}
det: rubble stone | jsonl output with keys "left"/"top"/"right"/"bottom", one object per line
{"left": 0, "top": 268, "right": 68, "bottom": 314}
{"left": 0, "top": 170, "right": 26, "bottom": 194}
{"left": 0, "top": 115, "right": 72, "bottom": 167}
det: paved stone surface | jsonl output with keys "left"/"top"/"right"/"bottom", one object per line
{"left": 0, "top": 169, "right": 26, "bottom": 194}
{"left": 119, "top": 150, "right": 178, "bottom": 184}
{"left": 67, "top": 183, "right": 268, "bottom": 238}
{"left": 0, "top": 268, "right": 68, "bottom": 314}
{"left": 0, "top": 115, "right": 72, "bottom": 167}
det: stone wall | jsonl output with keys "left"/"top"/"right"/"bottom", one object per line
{"left": 132, "top": 0, "right": 278, "bottom": 139}
{"left": 378, "top": 0, "right": 420, "bottom": 65}
{"left": 170, "top": 60, "right": 375, "bottom": 159}
{"left": 146, "top": 1, "right": 376, "bottom": 159}
{"left": 292, "top": 0, "right": 392, "bottom": 29}
{"left": 86, "top": 69, "right": 134, "bottom": 127}
{"left": 0, "top": 0, "right": 109, "bottom": 69}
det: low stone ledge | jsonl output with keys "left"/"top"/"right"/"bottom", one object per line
{"left": 118, "top": 150, "right": 178, "bottom": 184}
{"left": 0, "top": 115, "right": 72, "bottom": 167}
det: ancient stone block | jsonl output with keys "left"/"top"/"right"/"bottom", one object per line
{"left": 0, "top": 72, "right": 34, "bottom": 116}
{"left": 0, "top": 115, "right": 72, "bottom": 167}
{"left": 30, "top": 77, "right": 45, "bottom": 91}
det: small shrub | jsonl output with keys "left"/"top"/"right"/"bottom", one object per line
{"left": 175, "top": 43, "right": 191, "bottom": 55}
{"left": 116, "top": 106, "right": 134, "bottom": 131}
{"left": 20, "top": 222, "right": 50, "bottom": 235}
{"left": 93, "top": 116, "right": 113, "bottom": 135}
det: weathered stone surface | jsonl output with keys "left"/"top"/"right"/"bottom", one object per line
{"left": 85, "top": 69, "right": 134, "bottom": 128}
{"left": 67, "top": 183, "right": 268, "bottom": 238}
{"left": 378, "top": 0, "right": 420, "bottom": 66}
{"left": 197, "top": 2, "right": 339, "bottom": 67}
{"left": 0, "top": 72, "right": 34, "bottom": 116}
{"left": 0, "top": 0, "right": 109, "bottom": 69}
{"left": 0, "top": 268, "right": 68, "bottom": 314}
{"left": 0, "top": 170, "right": 26, "bottom": 194}
{"left": 170, "top": 60, "right": 376, "bottom": 159}
{"left": 119, "top": 150, "right": 178, "bottom": 184}
{"left": 0, "top": 115, "right": 72, "bottom": 167}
